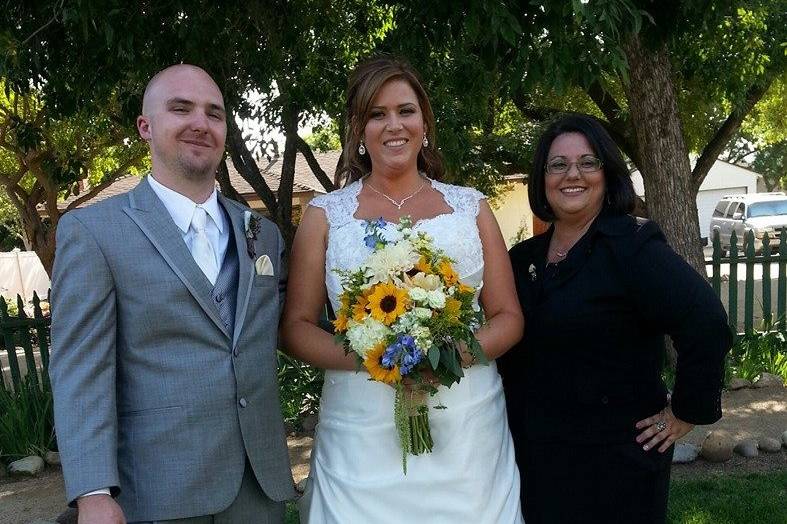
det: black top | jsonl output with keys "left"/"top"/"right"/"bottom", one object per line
{"left": 499, "top": 213, "right": 732, "bottom": 444}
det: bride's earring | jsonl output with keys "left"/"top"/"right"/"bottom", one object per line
{"left": 422, "top": 133, "right": 429, "bottom": 148}
{"left": 358, "top": 140, "right": 366, "bottom": 155}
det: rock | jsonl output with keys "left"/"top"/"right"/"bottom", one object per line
{"left": 672, "top": 442, "right": 700, "bottom": 463}
{"left": 700, "top": 430, "right": 734, "bottom": 462}
{"left": 8, "top": 455, "right": 45, "bottom": 476}
{"left": 758, "top": 437, "right": 782, "bottom": 453}
{"left": 301, "top": 414, "right": 318, "bottom": 433}
{"left": 295, "top": 478, "right": 308, "bottom": 494}
{"left": 55, "top": 508, "right": 78, "bottom": 524}
{"left": 727, "top": 377, "right": 752, "bottom": 390}
{"left": 733, "top": 438, "right": 759, "bottom": 457}
{"left": 0, "top": 462, "right": 6, "bottom": 478}
{"left": 782, "top": 430, "right": 787, "bottom": 448}
{"left": 45, "top": 451, "right": 61, "bottom": 466}
{"left": 753, "top": 372, "right": 785, "bottom": 388}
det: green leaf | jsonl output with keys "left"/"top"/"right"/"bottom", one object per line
{"left": 428, "top": 344, "right": 440, "bottom": 370}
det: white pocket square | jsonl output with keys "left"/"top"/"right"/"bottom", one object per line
{"left": 255, "top": 255, "right": 274, "bottom": 276}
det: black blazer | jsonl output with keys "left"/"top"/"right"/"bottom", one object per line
{"left": 499, "top": 213, "right": 732, "bottom": 444}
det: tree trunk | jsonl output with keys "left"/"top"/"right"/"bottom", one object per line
{"left": 19, "top": 203, "right": 55, "bottom": 277}
{"left": 277, "top": 104, "right": 299, "bottom": 249}
{"left": 622, "top": 34, "right": 705, "bottom": 276}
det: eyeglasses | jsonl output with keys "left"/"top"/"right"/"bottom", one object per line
{"left": 545, "top": 156, "right": 603, "bottom": 175}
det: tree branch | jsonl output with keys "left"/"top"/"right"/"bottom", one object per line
{"left": 691, "top": 73, "right": 777, "bottom": 192}
{"left": 585, "top": 79, "right": 640, "bottom": 166}
{"left": 226, "top": 110, "right": 279, "bottom": 217}
{"left": 295, "top": 135, "right": 336, "bottom": 192}
{"left": 216, "top": 157, "right": 249, "bottom": 206}
{"left": 64, "top": 151, "right": 147, "bottom": 212}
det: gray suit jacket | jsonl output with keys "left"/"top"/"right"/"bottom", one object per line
{"left": 49, "top": 178, "right": 295, "bottom": 522}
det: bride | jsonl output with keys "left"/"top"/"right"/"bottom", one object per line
{"left": 281, "top": 56, "right": 525, "bottom": 523}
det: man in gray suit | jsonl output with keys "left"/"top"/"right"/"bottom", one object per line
{"left": 49, "top": 64, "right": 295, "bottom": 523}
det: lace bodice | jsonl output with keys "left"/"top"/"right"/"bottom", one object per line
{"left": 309, "top": 178, "right": 486, "bottom": 313}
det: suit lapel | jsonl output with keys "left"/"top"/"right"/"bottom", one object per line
{"left": 123, "top": 178, "right": 231, "bottom": 340}
{"left": 219, "top": 194, "right": 254, "bottom": 348}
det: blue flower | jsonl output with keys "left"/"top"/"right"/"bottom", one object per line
{"left": 364, "top": 235, "right": 378, "bottom": 249}
{"left": 381, "top": 343, "right": 400, "bottom": 369}
{"left": 390, "top": 334, "right": 423, "bottom": 375}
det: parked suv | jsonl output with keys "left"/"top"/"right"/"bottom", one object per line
{"left": 710, "top": 192, "right": 787, "bottom": 254}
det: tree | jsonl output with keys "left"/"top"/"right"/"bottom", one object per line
{"left": 0, "top": 82, "right": 146, "bottom": 274}
{"left": 383, "top": 1, "right": 786, "bottom": 274}
{"left": 1, "top": 1, "right": 394, "bottom": 249}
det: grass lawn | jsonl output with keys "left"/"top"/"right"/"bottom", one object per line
{"left": 668, "top": 471, "right": 787, "bottom": 524}
{"left": 284, "top": 471, "right": 787, "bottom": 523}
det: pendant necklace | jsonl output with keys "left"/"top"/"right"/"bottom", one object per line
{"left": 366, "top": 177, "right": 427, "bottom": 210}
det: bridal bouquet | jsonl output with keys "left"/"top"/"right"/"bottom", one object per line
{"left": 332, "top": 217, "right": 486, "bottom": 473}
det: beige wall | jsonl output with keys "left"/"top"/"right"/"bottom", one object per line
{"left": 490, "top": 180, "right": 533, "bottom": 248}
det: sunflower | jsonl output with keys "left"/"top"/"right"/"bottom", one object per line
{"left": 443, "top": 297, "right": 462, "bottom": 324}
{"left": 352, "top": 294, "right": 370, "bottom": 322}
{"left": 364, "top": 343, "right": 401, "bottom": 384}
{"left": 415, "top": 256, "right": 432, "bottom": 274}
{"left": 457, "top": 282, "right": 474, "bottom": 294}
{"left": 340, "top": 293, "right": 352, "bottom": 310}
{"left": 438, "top": 260, "right": 459, "bottom": 287}
{"left": 332, "top": 311, "right": 349, "bottom": 332}
{"left": 367, "top": 283, "right": 409, "bottom": 325}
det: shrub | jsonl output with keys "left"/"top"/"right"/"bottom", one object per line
{"left": 726, "top": 328, "right": 787, "bottom": 383}
{"left": 278, "top": 352, "right": 323, "bottom": 429}
{"left": 0, "top": 376, "right": 56, "bottom": 464}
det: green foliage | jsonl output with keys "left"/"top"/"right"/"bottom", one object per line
{"left": 0, "top": 376, "right": 56, "bottom": 463}
{"left": 277, "top": 352, "right": 323, "bottom": 428}
{"left": 726, "top": 328, "right": 787, "bottom": 383}
{"left": 303, "top": 120, "right": 342, "bottom": 153}
{"left": 668, "top": 472, "right": 787, "bottom": 524}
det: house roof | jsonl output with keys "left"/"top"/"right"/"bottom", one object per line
{"left": 57, "top": 149, "right": 341, "bottom": 210}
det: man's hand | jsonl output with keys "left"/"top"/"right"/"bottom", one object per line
{"left": 77, "top": 494, "right": 126, "bottom": 524}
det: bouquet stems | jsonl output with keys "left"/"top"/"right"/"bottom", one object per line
{"left": 394, "top": 385, "right": 434, "bottom": 474}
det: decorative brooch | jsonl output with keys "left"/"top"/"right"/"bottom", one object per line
{"left": 244, "top": 210, "right": 261, "bottom": 259}
{"left": 529, "top": 263, "right": 537, "bottom": 281}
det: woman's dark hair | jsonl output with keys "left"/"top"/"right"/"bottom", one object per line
{"left": 529, "top": 113, "right": 636, "bottom": 221}
{"left": 337, "top": 55, "right": 444, "bottom": 185}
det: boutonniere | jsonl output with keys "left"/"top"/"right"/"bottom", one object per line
{"left": 529, "top": 263, "right": 537, "bottom": 281}
{"left": 244, "top": 210, "right": 261, "bottom": 259}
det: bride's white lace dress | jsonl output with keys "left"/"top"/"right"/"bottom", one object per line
{"left": 298, "top": 178, "right": 524, "bottom": 523}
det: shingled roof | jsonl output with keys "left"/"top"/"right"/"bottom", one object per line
{"left": 57, "top": 149, "right": 341, "bottom": 210}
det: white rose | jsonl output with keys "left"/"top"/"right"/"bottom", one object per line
{"left": 414, "top": 307, "right": 432, "bottom": 320}
{"left": 408, "top": 287, "right": 429, "bottom": 303}
{"left": 426, "top": 289, "right": 446, "bottom": 309}
{"left": 411, "top": 272, "right": 441, "bottom": 291}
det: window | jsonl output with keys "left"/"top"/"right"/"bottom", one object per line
{"left": 724, "top": 203, "right": 739, "bottom": 218}
{"left": 713, "top": 201, "right": 730, "bottom": 217}
{"left": 748, "top": 200, "right": 787, "bottom": 218}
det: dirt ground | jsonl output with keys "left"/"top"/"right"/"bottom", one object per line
{"left": 1, "top": 385, "right": 784, "bottom": 524}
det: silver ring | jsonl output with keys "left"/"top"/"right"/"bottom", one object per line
{"left": 655, "top": 421, "right": 668, "bottom": 432}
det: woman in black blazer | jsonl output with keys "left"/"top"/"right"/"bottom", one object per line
{"left": 499, "top": 114, "right": 732, "bottom": 523}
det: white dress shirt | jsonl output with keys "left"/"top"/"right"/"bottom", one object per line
{"left": 78, "top": 175, "right": 230, "bottom": 500}
{"left": 147, "top": 175, "right": 230, "bottom": 268}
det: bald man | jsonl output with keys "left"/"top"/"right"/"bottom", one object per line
{"left": 49, "top": 64, "right": 295, "bottom": 523}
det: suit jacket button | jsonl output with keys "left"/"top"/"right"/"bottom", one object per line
{"left": 215, "top": 294, "right": 223, "bottom": 303}
{"left": 239, "top": 398, "right": 247, "bottom": 408}
{"left": 601, "top": 395, "right": 609, "bottom": 405}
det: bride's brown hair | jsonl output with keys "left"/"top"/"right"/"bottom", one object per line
{"left": 338, "top": 55, "right": 445, "bottom": 185}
